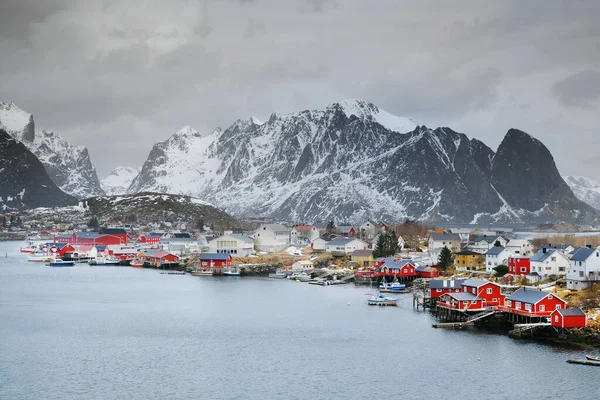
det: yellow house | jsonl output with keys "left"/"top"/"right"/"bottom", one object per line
{"left": 454, "top": 250, "right": 485, "bottom": 271}
{"left": 351, "top": 249, "right": 374, "bottom": 267}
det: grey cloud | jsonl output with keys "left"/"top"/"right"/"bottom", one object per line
{"left": 553, "top": 70, "right": 600, "bottom": 108}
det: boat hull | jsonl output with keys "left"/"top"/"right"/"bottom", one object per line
{"left": 586, "top": 355, "right": 600, "bottom": 361}
{"left": 367, "top": 300, "right": 397, "bottom": 306}
{"left": 48, "top": 262, "right": 75, "bottom": 267}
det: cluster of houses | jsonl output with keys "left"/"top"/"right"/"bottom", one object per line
{"left": 428, "top": 230, "right": 600, "bottom": 291}
{"left": 429, "top": 278, "right": 587, "bottom": 329}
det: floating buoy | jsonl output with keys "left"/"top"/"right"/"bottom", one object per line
{"left": 296, "top": 279, "right": 300, "bottom": 282}
{"left": 347, "top": 302, "right": 350, "bottom": 306}
{"left": 477, "top": 358, "right": 481, "bottom": 362}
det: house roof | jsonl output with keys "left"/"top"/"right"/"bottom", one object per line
{"left": 263, "top": 224, "right": 289, "bottom": 233}
{"left": 485, "top": 246, "right": 506, "bottom": 256}
{"left": 337, "top": 225, "right": 355, "bottom": 234}
{"left": 472, "top": 235, "right": 498, "bottom": 243}
{"left": 327, "top": 238, "right": 354, "bottom": 246}
{"left": 570, "top": 247, "right": 597, "bottom": 262}
{"left": 294, "top": 260, "right": 313, "bottom": 266}
{"left": 293, "top": 225, "right": 313, "bottom": 233}
{"left": 416, "top": 266, "right": 437, "bottom": 272}
{"left": 46, "top": 242, "right": 70, "bottom": 250}
{"left": 506, "top": 288, "right": 558, "bottom": 304}
{"left": 444, "top": 292, "right": 481, "bottom": 301}
{"left": 462, "top": 279, "right": 491, "bottom": 288}
{"left": 100, "top": 227, "right": 127, "bottom": 235}
{"left": 530, "top": 248, "right": 556, "bottom": 263}
{"left": 429, "top": 233, "right": 460, "bottom": 241}
{"left": 554, "top": 308, "right": 585, "bottom": 317}
{"left": 200, "top": 253, "right": 231, "bottom": 261}
{"left": 230, "top": 234, "right": 254, "bottom": 243}
{"left": 75, "top": 231, "right": 102, "bottom": 239}
{"left": 173, "top": 233, "right": 192, "bottom": 239}
{"left": 352, "top": 250, "right": 373, "bottom": 257}
{"left": 380, "top": 258, "right": 414, "bottom": 270}
{"left": 455, "top": 250, "right": 481, "bottom": 256}
{"left": 429, "top": 279, "right": 465, "bottom": 289}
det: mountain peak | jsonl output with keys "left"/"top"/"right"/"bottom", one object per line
{"left": 174, "top": 125, "right": 199, "bottom": 136}
{"left": 0, "top": 101, "right": 34, "bottom": 142}
{"left": 328, "top": 99, "right": 418, "bottom": 134}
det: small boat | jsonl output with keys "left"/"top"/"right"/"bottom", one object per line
{"left": 288, "top": 272, "right": 311, "bottom": 282}
{"left": 379, "top": 277, "right": 407, "bottom": 293}
{"left": 585, "top": 355, "right": 600, "bottom": 361}
{"left": 90, "top": 256, "right": 121, "bottom": 266}
{"left": 268, "top": 270, "right": 287, "bottom": 279}
{"left": 19, "top": 242, "right": 38, "bottom": 253}
{"left": 130, "top": 259, "right": 144, "bottom": 268}
{"left": 191, "top": 267, "right": 214, "bottom": 276}
{"left": 222, "top": 267, "right": 240, "bottom": 276}
{"left": 28, "top": 252, "right": 53, "bottom": 263}
{"left": 47, "top": 259, "right": 75, "bottom": 267}
{"left": 367, "top": 294, "right": 397, "bottom": 306}
{"left": 159, "top": 270, "right": 186, "bottom": 275}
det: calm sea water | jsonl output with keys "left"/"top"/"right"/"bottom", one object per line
{"left": 0, "top": 241, "right": 596, "bottom": 400}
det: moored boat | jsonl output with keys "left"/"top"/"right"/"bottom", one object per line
{"left": 19, "top": 241, "right": 38, "bottom": 253}
{"left": 28, "top": 252, "right": 53, "bottom": 263}
{"left": 222, "top": 267, "right": 240, "bottom": 276}
{"left": 268, "top": 270, "right": 288, "bottom": 279}
{"left": 585, "top": 355, "right": 600, "bottom": 361}
{"left": 191, "top": 267, "right": 214, "bottom": 276}
{"left": 130, "top": 259, "right": 144, "bottom": 268}
{"left": 289, "top": 272, "right": 311, "bottom": 282}
{"left": 89, "top": 256, "right": 121, "bottom": 266}
{"left": 47, "top": 258, "right": 75, "bottom": 267}
{"left": 367, "top": 294, "right": 397, "bottom": 306}
{"left": 379, "top": 277, "right": 407, "bottom": 293}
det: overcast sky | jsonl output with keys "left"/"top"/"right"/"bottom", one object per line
{"left": 1, "top": 0, "right": 599, "bottom": 178}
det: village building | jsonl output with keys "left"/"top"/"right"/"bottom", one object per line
{"left": 427, "top": 233, "right": 461, "bottom": 255}
{"left": 437, "top": 292, "right": 486, "bottom": 311}
{"left": 377, "top": 258, "right": 416, "bottom": 279}
{"left": 467, "top": 235, "right": 509, "bottom": 254}
{"left": 504, "top": 287, "right": 566, "bottom": 316}
{"left": 140, "top": 250, "right": 180, "bottom": 266}
{"left": 454, "top": 250, "right": 485, "bottom": 271}
{"left": 310, "top": 237, "right": 328, "bottom": 252}
{"left": 448, "top": 228, "right": 474, "bottom": 244}
{"left": 209, "top": 234, "right": 255, "bottom": 257}
{"left": 98, "top": 227, "right": 129, "bottom": 244}
{"left": 336, "top": 225, "right": 356, "bottom": 237}
{"left": 567, "top": 246, "right": 600, "bottom": 290}
{"left": 326, "top": 238, "right": 368, "bottom": 256}
{"left": 55, "top": 232, "right": 124, "bottom": 246}
{"left": 45, "top": 242, "right": 75, "bottom": 259}
{"left": 291, "top": 259, "right": 313, "bottom": 272}
{"left": 139, "top": 232, "right": 163, "bottom": 244}
{"left": 290, "top": 225, "right": 319, "bottom": 246}
{"left": 415, "top": 265, "right": 440, "bottom": 278}
{"left": 252, "top": 224, "right": 291, "bottom": 252}
{"left": 505, "top": 239, "right": 534, "bottom": 256}
{"left": 551, "top": 308, "right": 586, "bottom": 329}
{"left": 508, "top": 256, "right": 531, "bottom": 275}
{"left": 358, "top": 221, "right": 377, "bottom": 240}
{"left": 428, "top": 279, "right": 465, "bottom": 299}
{"left": 351, "top": 249, "right": 374, "bottom": 267}
{"left": 529, "top": 247, "right": 570, "bottom": 278}
{"left": 460, "top": 279, "right": 505, "bottom": 308}
{"left": 485, "top": 246, "right": 513, "bottom": 273}
{"left": 199, "top": 253, "right": 232, "bottom": 269}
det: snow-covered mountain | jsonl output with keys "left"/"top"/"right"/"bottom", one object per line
{"left": 0, "top": 128, "right": 76, "bottom": 210}
{"left": 128, "top": 99, "right": 598, "bottom": 224}
{"left": 101, "top": 166, "right": 141, "bottom": 195}
{"left": 0, "top": 102, "right": 105, "bottom": 199}
{"left": 564, "top": 176, "right": 600, "bottom": 211}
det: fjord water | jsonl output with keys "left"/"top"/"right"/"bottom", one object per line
{"left": 0, "top": 242, "right": 595, "bottom": 400}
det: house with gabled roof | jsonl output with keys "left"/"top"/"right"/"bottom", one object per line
{"left": 325, "top": 238, "right": 367, "bottom": 256}
{"left": 427, "top": 233, "right": 461, "bottom": 255}
{"left": 504, "top": 287, "right": 566, "bottom": 317}
{"left": 351, "top": 249, "right": 374, "bottom": 267}
{"left": 377, "top": 258, "right": 416, "bottom": 278}
{"left": 199, "top": 253, "right": 232, "bottom": 268}
{"left": 467, "top": 235, "right": 509, "bottom": 254}
{"left": 529, "top": 247, "right": 570, "bottom": 278}
{"left": 358, "top": 221, "right": 377, "bottom": 240}
{"left": 567, "top": 246, "right": 600, "bottom": 290}
{"left": 505, "top": 239, "right": 534, "bottom": 256}
{"left": 337, "top": 225, "right": 356, "bottom": 238}
{"left": 290, "top": 225, "right": 319, "bottom": 245}
{"left": 438, "top": 292, "right": 486, "bottom": 311}
{"left": 460, "top": 279, "right": 504, "bottom": 307}
{"left": 252, "top": 224, "right": 290, "bottom": 252}
{"left": 209, "top": 233, "right": 255, "bottom": 257}
{"left": 551, "top": 308, "right": 586, "bottom": 329}
{"left": 428, "top": 279, "right": 465, "bottom": 299}
{"left": 454, "top": 250, "right": 485, "bottom": 271}
{"left": 485, "top": 246, "right": 513, "bottom": 273}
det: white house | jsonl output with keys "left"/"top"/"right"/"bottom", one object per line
{"left": 209, "top": 233, "right": 255, "bottom": 257}
{"left": 505, "top": 239, "right": 534, "bottom": 256}
{"left": 530, "top": 247, "right": 570, "bottom": 278}
{"left": 310, "top": 237, "right": 328, "bottom": 252}
{"left": 468, "top": 235, "right": 509, "bottom": 254}
{"left": 358, "top": 221, "right": 377, "bottom": 240}
{"left": 292, "top": 259, "right": 314, "bottom": 272}
{"left": 326, "top": 238, "right": 368, "bottom": 256}
{"left": 485, "top": 246, "right": 513, "bottom": 273}
{"left": 290, "top": 225, "right": 320, "bottom": 246}
{"left": 252, "top": 224, "right": 290, "bottom": 252}
{"left": 448, "top": 228, "right": 473, "bottom": 244}
{"left": 428, "top": 233, "right": 461, "bottom": 256}
{"left": 567, "top": 246, "right": 600, "bottom": 290}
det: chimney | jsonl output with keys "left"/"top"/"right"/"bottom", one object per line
{"left": 587, "top": 245, "right": 592, "bottom": 249}
{"left": 542, "top": 247, "right": 547, "bottom": 254}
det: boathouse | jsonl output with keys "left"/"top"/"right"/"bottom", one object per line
{"left": 504, "top": 287, "right": 566, "bottom": 317}
{"left": 139, "top": 232, "right": 162, "bottom": 245}
{"left": 551, "top": 308, "right": 586, "bottom": 329}
{"left": 45, "top": 242, "right": 75, "bottom": 258}
{"left": 378, "top": 258, "right": 416, "bottom": 278}
{"left": 199, "top": 253, "right": 232, "bottom": 268}
{"left": 428, "top": 279, "right": 465, "bottom": 299}
{"left": 98, "top": 227, "right": 129, "bottom": 244}
{"left": 437, "top": 292, "right": 485, "bottom": 311}
{"left": 141, "top": 250, "right": 179, "bottom": 266}
{"left": 416, "top": 265, "right": 439, "bottom": 278}
{"left": 461, "top": 279, "right": 505, "bottom": 307}
{"left": 56, "top": 232, "right": 124, "bottom": 246}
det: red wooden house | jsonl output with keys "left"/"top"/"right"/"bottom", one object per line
{"left": 438, "top": 292, "right": 486, "bottom": 311}
{"left": 508, "top": 256, "right": 531, "bottom": 275}
{"left": 139, "top": 233, "right": 162, "bottom": 245}
{"left": 504, "top": 287, "right": 566, "bottom": 317}
{"left": 199, "top": 253, "right": 233, "bottom": 268}
{"left": 46, "top": 242, "right": 76, "bottom": 258}
{"left": 337, "top": 226, "right": 356, "bottom": 237}
{"left": 142, "top": 250, "right": 179, "bottom": 264}
{"left": 415, "top": 265, "right": 440, "bottom": 278}
{"left": 378, "top": 258, "right": 416, "bottom": 278}
{"left": 551, "top": 308, "right": 586, "bottom": 328}
{"left": 99, "top": 227, "right": 129, "bottom": 244}
{"left": 428, "top": 279, "right": 465, "bottom": 299}
{"left": 461, "top": 279, "right": 505, "bottom": 307}
{"left": 55, "top": 232, "right": 123, "bottom": 246}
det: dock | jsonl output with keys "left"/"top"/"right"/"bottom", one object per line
{"left": 567, "top": 359, "right": 600, "bottom": 367}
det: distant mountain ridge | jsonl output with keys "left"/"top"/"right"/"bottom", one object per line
{"left": 127, "top": 100, "right": 598, "bottom": 224}
{"left": 564, "top": 176, "right": 600, "bottom": 211}
{"left": 0, "top": 128, "right": 77, "bottom": 210}
{"left": 0, "top": 101, "right": 105, "bottom": 199}
{"left": 101, "top": 166, "right": 142, "bottom": 195}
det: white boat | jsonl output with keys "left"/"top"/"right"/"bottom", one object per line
{"left": 268, "top": 270, "right": 288, "bottom": 279}
{"left": 28, "top": 252, "right": 53, "bottom": 263}
{"left": 19, "top": 241, "right": 38, "bottom": 253}
{"left": 379, "top": 277, "right": 407, "bottom": 293}
{"left": 289, "top": 272, "right": 311, "bottom": 282}
{"left": 89, "top": 256, "right": 121, "bottom": 266}
{"left": 222, "top": 267, "right": 240, "bottom": 276}
{"left": 191, "top": 267, "right": 214, "bottom": 276}
{"left": 367, "top": 294, "right": 397, "bottom": 306}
